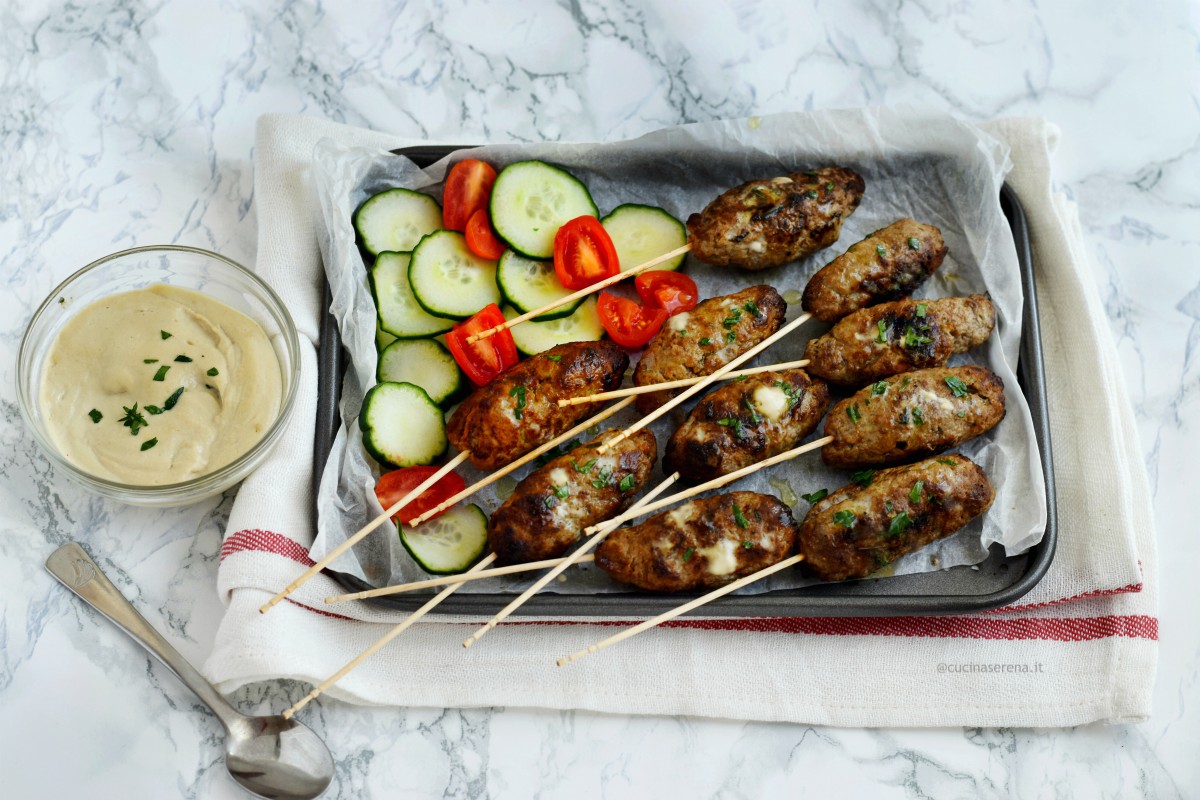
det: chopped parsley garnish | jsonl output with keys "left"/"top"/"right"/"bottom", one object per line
{"left": 743, "top": 301, "right": 762, "bottom": 318}
{"left": 553, "top": 484, "right": 570, "bottom": 499}
{"left": 871, "top": 380, "right": 888, "bottom": 396}
{"left": 119, "top": 404, "right": 148, "bottom": 436}
{"left": 699, "top": 337, "right": 714, "bottom": 346}
{"left": 143, "top": 358, "right": 159, "bottom": 364}
{"left": 875, "top": 244, "right": 887, "bottom": 258}
{"left": 742, "top": 396, "right": 762, "bottom": 422}
{"left": 851, "top": 469, "right": 876, "bottom": 486}
{"left": 916, "top": 303, "right": 927, "bottom": 318}
{"left": 722, "top": 308, "right": 743, "bottom": 328}
{"left": 902, "top": 326, "right": 932, "bottom": 348}
{"left": 805, "top": 189, "right": 818, "bottom": 199}
{"left": 887, "top": 512, "right": 911, "bottom": 537}
{"left": 160, "top": 330, "right": 173, "bottom": 340}
{"left": 944, "top": 376, "right": 970, "bottom": 398}
{"left": 742, "top": 540, "right": 754, "bottom": 549}
{"left": 911, "top": 407, "right": 925, "bottom": 425}
{"left": 509, "top": 385, "right": 527, "bottom": 419}
{"left": 909, "top": 480, "right": 925, "bottom": 504}
{"left": 544, "top": 495, "right": 558, "bottom": 509}
{"left": 145, "top": 405, "right": 163, "bottom": 415}
{"left": 884, "top": 500, "right": 894, "bottom": 514}
{"left": 732, "top": 502, "right": 749, "bottom": 529}
{"left": 725, "top": 330, "right": 737, "bottom": 343}
{"left": 574, "top": 459, "right": 597, "bottom": 474}
{"left": 833, "top": 510, "right": 857, "bottom": 528}
{"left": 874, "top": 552, "right": 890, "bottom": 569}
{"left": 907, "top": 237, "right": 922, "bottom": 250}
{"left": 87, "top": 409, "right": 103, "bottom": 423}
{"left": 207, "top": 367, "right": 219, "bottom": 377}
{"left": 152, "top": 365, "right": 170, "bottom": 382}
{"left": 937, "top": 458, "right": 957, "bottom": 466}
{"left": 618, "top": 474, "right": 636, "bottom": 492}
{"left": 898, "top": 408, "right": 910, "bottom": 425}
{"left": 163, "top": 387, "right": 185, "bottom": 410}
{"left": 683, "top": 548, "right": 695, "bottom": 562}
{"left": 846, "top": 404, "right": 862, "bottom": 424}
{"left": 174, "top": 355, "right": 193, "bottom": 363}
{"left": 876, "top": 319, "right": 889, "bottom": 343}
{"left": 774, "top": 380, "right": 801, "bottom": 408}
{"left": 546, "top": 354, "right": 562, "bottom": 362}
{"left": 901, "top": 377, "right": 912, "bottom": 388}
{"left": 140, "top": 437, "right": 159, "bottom": 451}
{"left": 825, "top": 182, "right": 834, "bottom": 192}
{"left": 717, "top": 417, "right": 749, "bottom": 440}
{"left": 591, "top": 466, "right": 614, "bottom": 489}
{"left": 801, "top": 489, "right": 828, "bottom": 504}
{"left": 956, "top": 410, "right": 968, "bottom": 418}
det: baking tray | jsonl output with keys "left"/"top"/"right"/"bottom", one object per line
{"left": 314, "top": 146, "right": 1057, "bottom": 617}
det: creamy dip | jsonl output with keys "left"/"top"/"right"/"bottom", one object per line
{"left": 40, "top": 284, "right": 282, "bottom": 485}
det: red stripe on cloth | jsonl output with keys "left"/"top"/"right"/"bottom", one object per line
{"left": 986, "top": 581, "right": 1144, "bottom": 613}
{"left": 221, "top": 530, "right": 1158, "bottom": 641}
{"left": 222, "top": 529, "right": 315, "bottom": 566}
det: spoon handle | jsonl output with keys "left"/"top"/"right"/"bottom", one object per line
{"left": 45, "top": 541, "right": 244, "bottom": 731}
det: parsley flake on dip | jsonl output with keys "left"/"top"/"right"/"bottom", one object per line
{"left": 39, "top": 284, "right": 282, "bottom": 485}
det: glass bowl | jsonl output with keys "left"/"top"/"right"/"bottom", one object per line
{"left": 17, "top": 245, "right": 301, "bottom": 506}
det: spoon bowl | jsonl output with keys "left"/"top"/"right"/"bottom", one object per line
{"left": 45, "top": 542, "right": 335, "bottom": 800}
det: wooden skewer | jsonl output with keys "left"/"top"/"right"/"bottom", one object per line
{"left": 465, "top": 243, "right": 693, "bottom": 344}
{"left": 283, "top": 552, "right": 500, "bottom": 718}
{"left": 259, "top": 450, "right": 472, "bottom": 614}
{"left": 596, "top": 312, "right": 813, "bottom": 455}
{"left": 556, "top": 359, "right": 812, "bottom": 407}
{"left": 406, "top": 396, "right": 637, "bottom": 527}
{"left": 461, "top": 471, "right": 682, "bottom": 649}
{"left": 325, "top": 554, "right": 597, "bottom": 602}
{"left": 582, "top": 435, "right": 834, "bottom": 536}
{"left": 556, "top": 554, "right": 805, "bottom": 667}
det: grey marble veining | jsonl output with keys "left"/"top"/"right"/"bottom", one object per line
{"left": 1, "top": 0, "right": 1197, "bottom": 797}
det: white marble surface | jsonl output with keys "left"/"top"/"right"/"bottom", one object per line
{"left": 1, "top": 0, "right": 1196, "bottom": 797}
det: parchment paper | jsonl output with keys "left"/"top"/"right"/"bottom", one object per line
{"left": 311, "top": 108, "right": 1047, "bottom": 595}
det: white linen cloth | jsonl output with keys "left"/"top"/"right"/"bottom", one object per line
{"left": 203, "top": 113, "right": 1157, "bottom": 726}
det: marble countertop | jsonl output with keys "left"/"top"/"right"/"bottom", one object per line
{"left": 2, "top": 1, "right": 1196, "bottom": 797}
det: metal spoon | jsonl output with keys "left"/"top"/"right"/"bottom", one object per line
{"left": 46, "top": 542, "right": 335, "bottom": 800}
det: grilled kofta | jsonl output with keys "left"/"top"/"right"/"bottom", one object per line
{"left": 687, "top": 167, "right": 865, "bottom": 271}
{"left": 447, "top": 341, "right": 628, "bottom": 470}
{"left": 595, "top": 492, "right": 797, "bottom": 591}
{"left": 804, "top": 295, "right": 996, "bottom": 387}
{"left": 487, "top": 430, "right": 657, "bottom": 565}
{"left": 802, "top": 219, "right": 947, "bottom": 323}
{"left": 821, "top": 365, "right": 1005, "bottom": 469}
{"left": 664, "top": 369, "right": 830, "bottom": 483}
{"left": 632, "top": 286, "right": 786, "bottom": 414}
{"left": 799, "top": 454, "right": 995, "bottom": 581}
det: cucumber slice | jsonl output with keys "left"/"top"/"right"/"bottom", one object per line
{"left": 496, "top": 250, "right": 582, "bottom": 321}
{"left": 489, "top": 160, "right": 598, "bottom": 259}
{"left": 359, "top": 382, "right": 447, "bottom": 468}
{"left": 377, "top": 338, "right": 465, "bottom": 408}
{"left": 371, "top": 252, "right": 454, "bottom": 338}
{"left": 409, "top": 230, "right": 501, "bottom": 319}
{"left": 504, "top": 297, "right": 605, "bottom": 356}
{"left": 376, "top": 323, "right": 398, "bottom": 352}
{"left": 601, "top": 204, "right": 688, "bottom": 272}
{"left": 399, "top": 503, "right": 488, "bottom": 574}
{"left": 354, "top": 188, "right": 443, "bottom": 256}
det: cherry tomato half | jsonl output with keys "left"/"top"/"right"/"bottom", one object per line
{"left": 553, "top": 216, "right": 620, "bottom": 291}
{"left": 464, "top": 208, "right": 506, "bottom": 260}
{"left": 375, "top": 466, "right": 467, "bottom": 526}
{"left": 597, "top": 292, "right": 668, "bottom": 350}
{"left": 445, "top": 303, "right": 519, "bottom": 387}
{"left": 443, "top": 159, "right": 497, "bottom": 232}
{"left": 635, "top": 271, "right": 700, "bottom": 316}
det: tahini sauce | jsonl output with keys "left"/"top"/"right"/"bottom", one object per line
{"left": 40, "top": 284, "right": 282, "bottom": 485}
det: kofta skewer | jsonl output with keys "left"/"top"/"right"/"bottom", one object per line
{"left": 556, "top": 358, "right": 813, "bottom": 407}
{"left": 558, "top": 454, "right": 996, "bottom": 666}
